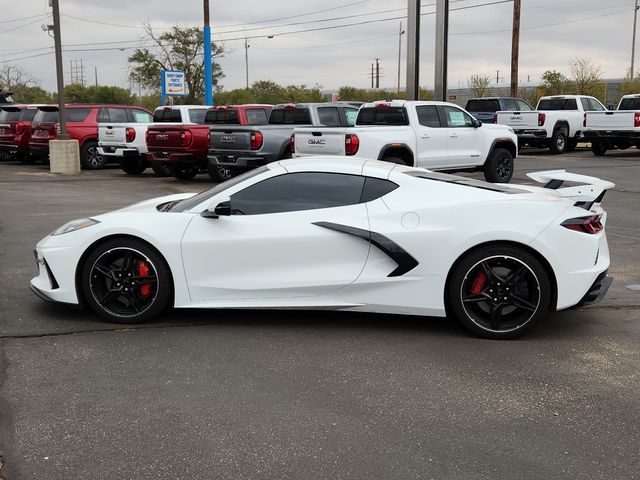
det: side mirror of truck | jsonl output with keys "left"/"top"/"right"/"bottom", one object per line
{"left": 473, "top": 118, "right": 482, "bottom": 128}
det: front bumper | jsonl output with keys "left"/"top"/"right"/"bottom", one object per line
{"left": 30, "top": 246, "right": 80, "bottom": 305}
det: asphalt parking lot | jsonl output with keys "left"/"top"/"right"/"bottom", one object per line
{"left": 0, "top": 150, "right": 639, "bottom": 479}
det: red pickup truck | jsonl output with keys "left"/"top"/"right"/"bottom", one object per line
{"left": 0, "top": 104, "right": 42, "bottom": 162}
{"left": 146, "top": 104, "right": 272, "bottom": 180}
{"left": 29, "top": 104, "right": 153, "bottom": 168}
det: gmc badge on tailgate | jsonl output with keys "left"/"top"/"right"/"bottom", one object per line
{"left": 510, "top": 116, "right": 522, "bottom": 120}
{"left": 220, "top": 135, "right": 235, "bottom": 143}
{"left": 156, "top": 134, "right": 169, "bottom": 140}
{"left": 308, "top": 139, "right": 326, "bottom": 145}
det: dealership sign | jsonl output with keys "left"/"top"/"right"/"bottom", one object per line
{"left": 161, "top": 70, "right": 186, "bottom": 102}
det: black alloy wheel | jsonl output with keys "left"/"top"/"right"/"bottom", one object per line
{"left": 448, "top": 246, "right": 550, "bottom": 339}
{"left": 82, "top": 240, "right": 171, "bottom": 323}
{"left": 483, "top": 147, "right": 514, "bottom": 183}
{"left": 207, "top": 163, "right": 236, "bottom": 182}
{"left": 81, "top": 142, "right": 105, "bottom": 170}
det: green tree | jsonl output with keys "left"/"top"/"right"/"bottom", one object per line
{"left": 128, "top": 24, "right": 224, "bottom": 104}
{"left": 618, "top": 67, "right": 640, "bottom": 97}
{"left": 63, "top": 84, "right": 135, "bottom": 105}
{"left": 11, "top": 85, "right": 53, "bottom": 104}
{"left": 249, "top": 80, "right": 286, "bottom": 104}
{"left": 541, "top": 70, "right": 568, "bottom": 95}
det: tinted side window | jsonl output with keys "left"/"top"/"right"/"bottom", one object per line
{"left": 356, "top": 107, "right": 409, "bottom": 125}
{"left": 153, "top": 108, "right": 182, "bottom": 122}
{"left": 96, "top": 108, "right": 109, "bottom": 123}
{"left": 21, "top": 109, "right": 38, "bottom": 121}
{"left": 245, "top": 108, "right": 268, "bottom": 125}
{"left": 502, "top": 98, "right": 518, "bottom": 110}
{"left": 33, "top": 109, "right": 59, "bottom": 123}
{"left": 129, "top": 109, "right": 153, "bottom": 123}
{"left": 231, "top": 173, "right": 365, "bottom": 215}
{"left": 516, "top": 99, "right": 532, "bottom": 111}
{"left": 588, "top": 98, "right": 606, "bottom": 111}
{"left": 108, "top": 108, "right": 128, "bottom": 123}
{"left": 416, "top": 105, "right": 441, "bottom": 127}
{"left": 360, "top": 177, "right": 399, "bottom": 202}
{"left": 345, "top": 108, "right": 358, "bottom": 126}
{"left": 188, "top": 109, "right": 207, "bottom": 124}
{"left": 66, "top": 108, "right": 91, "bottom": 122}
{"left": 0, "top": 109, "right": 22, "bottom": 121}
{"left": 268, "top": 108, "right": 312, "bottom": 125}
{"left": 465, "top": 99, "right": 500, "bottom": 112}
{"left": 580, "top": 98, "right": 591, "bottom": 111}
{"left": 442, "top": 106, "right": 474, "bottom": 127}
{"left": 317, "top": 107, "right": 341, "bottom": 127}
{"left": 619, "top": 97, "right": 640, "bottom": 110}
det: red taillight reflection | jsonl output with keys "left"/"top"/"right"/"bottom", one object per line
{"left": 345, "top": 134, "right": 359, "bottom": 155}
{"left": 250, "top": 131, "right": 263, "bottom": 150}
{"left": 634, "top": 112, "right": 640, "bottom": 128}
{"left": 16, "top": 122, "right": 25, "bottom": 135}
{"left": 562, "top": 215, "right": 603, "bottom": 234}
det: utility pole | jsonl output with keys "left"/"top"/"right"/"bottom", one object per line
{"left": 496, "top": 70, "right": 501, "bottom": 84}
{"left": 203, "top": 0, "right": 213, "bottom": 105}
{"left": 434, "top": 0, "right": 449, "bottom": 101}
{"left": 52, "top": 0, "right": 67, "bottom": 139}
{"left": 95, "top": 66, "right": 98, "bottom": 87}
{"left": 510, "top": 0, "right": 521, "bottom": 96}
{"left": 375, "top": 58, "right": 380, "bottom": 89}
{"left": 632, "top": 0, "right": 639, "bottom": 80}
{"left": 405, "top": 0, "right": 420, "bottom": 100}
{"left": 397, "top": 21, "right": 404, "bottom": 94}
{"left": 244, "top": 38, "right": 249, "bottom": 89}
{"left": 371, "top": 63, "right": 374, "bottom": 89}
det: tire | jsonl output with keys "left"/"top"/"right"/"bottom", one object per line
{"left": 207, "top": 163, "right": 236, "bottom": 182}
{"left": 170, "top": 166, "right": 198, "bottom": 180}
{"left": 382, "top": 156, "right": 407, "bottom": 165}
{"left": 565, "top": 138, "right": 577, "bottom": 152}
{"left": 150, "top": 161, "right": 173, "bottom": 177}
{"left": 614, "top": 139, "right": 631, "bottom": 150}
{"left": 120, "top": 156, "right": 147, "bottom": 175}
{"left": 483, "top": 147, "right": 514, "bottom": 183}
{"left": 591, "top": 141, "right": 608, "bottom": 156}
{"left": 18, "top": 151, "right": 35, "bottom": 164}
{"left": 81, "top": 141, "right": 105, "bottom": 170}
{"left": 548, "top": 129, "right": 567, "bottom": 154}
{"left": 81, "top": 238, "right": 172, "bottom": 323}
{"left": 447, "top": 244, "right": 551, "bottom": 339}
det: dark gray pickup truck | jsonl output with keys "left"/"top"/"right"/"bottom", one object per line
{"left": 207, "top": 102, "right": 358, "bottom": 180}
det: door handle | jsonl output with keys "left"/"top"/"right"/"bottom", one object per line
{"left": 420, "top": 133, "right": 430, "bottom": 138}
{"left": 449, "top": 132, "right": 458, "bottom": 138}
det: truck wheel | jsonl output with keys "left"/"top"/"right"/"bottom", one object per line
{"left": 207, "top": 164, "right": 235, "bottom": 182}
{"left": 382, "top": 156, "right": 407, "bottom": 165}
{"left": 18, "top": 151, "right": 35, "bottom": 164}
{"left": 483, "top": 148, "right": 514, "bottom": 183}
{"left": 171, "top": 166, "right": 198, "bottom": 181}
{"left": 150, "top": 162, "right": 172, "bottom": 177}
{"left": 565, "top": 138, "right": 577, "bottom": 152}
{"left": 548, "top": 129, "right": 567, "bottom": 154}
{"left": 120, "top": 156, "right": 147, "bottom": 175}
{"left": 591, "top": 141, "right": 608, "bottom": 156}
{"left": 614, "top": 139, "right": 631, "bottom": 150}
{"left": 81, "top": 141, "right": 105, "bottom": 169}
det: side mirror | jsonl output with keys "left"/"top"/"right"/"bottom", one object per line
{"left": 201, "top": 198, "right": 231, "bottom": 218}
{"left": 473, "top": 118, "right": 482, "bottom": 128}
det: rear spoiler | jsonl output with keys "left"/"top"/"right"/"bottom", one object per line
{"left": 527, "top": 169, "right": 615, "bottom": 209}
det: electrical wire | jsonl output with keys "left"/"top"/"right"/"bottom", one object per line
{"left": 0, "top": 15, "right": 51, "bottom": 36}
{"left": 0, "top": 13, "right": 49, "bottom": 24}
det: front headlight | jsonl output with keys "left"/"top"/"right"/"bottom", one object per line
{"left": 51, "top": 218, "right": 100, "bottom": 236}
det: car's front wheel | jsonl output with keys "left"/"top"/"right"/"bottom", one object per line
{"left": 81, "top": 238, "right": 172, "bottom": 323}
{"left": 448, "top": 245, "right": 551, "bottom": 339}
{"left": 483, "top": 147, "right": 514, "bottom": 183}
{"left": 120, "top": 156, "right": 147, "bottom": 175}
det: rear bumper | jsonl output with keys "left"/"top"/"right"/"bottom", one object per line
{"left": 570, "top": 272, "right": 613, "bottom": 308}
{"left": 98, "top": 146, "right": 141, "bottom": 157}
{"left": 0, "top": 143, "right": 20, "bottom": 151}
{"left": 583, "top": 131, "right": 640, "bottom": 141}
{"left": 513, "top": 129, "right": 548, "bottom": 139}
{"left": 29, "top": 144, "right": 50, "bottom": 156}
{"left": 146, "top": 152, "right": 205, "bottom": 168}
{"left": 207, "top": 151, "right": 271, "bottom": 169}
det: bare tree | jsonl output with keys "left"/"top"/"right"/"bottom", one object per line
{"left": 568, "top": 57, "right": 603, "bottom": 95}
{"left": 0, "top": 64, "right": 37, "bottom": 91}
{"left": 468, "top": 74, "right": 492, "bottom": 98}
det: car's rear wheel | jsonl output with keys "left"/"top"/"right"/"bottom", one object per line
{"left": 81, "top": 141, "right": 105, "bottom": 169}
{"left": 171, "top": 166, "right": 198, "bottom": 180}
{"left": 591, "top": 141, "right": 608, "bottom": 156}
{"left": 483, "top": 147, "right": 514, "bottom": 183}
{"left": 120, "top": 156, "right": 147, "bottom": 175}
{"left": 548, "top": 129, "right": 567, "bottom": 154}
{"left": 448, "top": 245, "right": 551, "bottom": 339}
{"left": 150, "top": 161, "right": 172, "bottom": 177}
{"left": 81, "top": 239, "right": 171, "bottom": 323}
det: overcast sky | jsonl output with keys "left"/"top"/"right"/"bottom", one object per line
{"left": 0, "top": 0, "right": 636, "bottom": 94}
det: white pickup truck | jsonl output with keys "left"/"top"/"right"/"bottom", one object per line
{"left": 292, "top": 100, "right": 518, "bottom": 182}
{"left": 583, "top": 94, "right": 640, "bottom": 155}
{"left": 495, "top": 95, "right": 608, "bottom": 154}
{"left": 98, "top": 105, "right": 210, "bottom": 176}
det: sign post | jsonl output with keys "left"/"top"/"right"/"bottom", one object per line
{"left": 160, "top": 70, "right": 187, "bottom": 105}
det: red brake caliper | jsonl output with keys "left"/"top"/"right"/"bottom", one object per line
{"left": 137, "top": 260, "right": 152, "bottom": 298}
{"left": 471, "top": 271, "right": 487, "bottom": 295}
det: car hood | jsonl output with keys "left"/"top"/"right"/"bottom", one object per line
{"left": 115, "top": 193, "right": 197, "bottom": 213}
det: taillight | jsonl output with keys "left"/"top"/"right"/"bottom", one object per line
{"left": 634, "top": 112, "right": 640, "bottom": 128}
{"left": 345, "top": 134, "right": 359, "bottom": 155}
{"left": 15, "top": 122, "right": 25, "bottom": 134}
{"left": 250, "top": 131, "right": 263, "bottom": 150}
{"left": 125, "top": 127, "right": 136, "bottom": 143}
{"left": 538, "top": 113, "right": 545, "bottom": 127}
{"left": 583, "top": 113, "right": 587, "bottom": 128}
{"left": 290, "top": 132, "right": 295, "bottom": 153}
{"left": 561, "top": 215, "right": 603, "bottom": 234}
{"left": 180, "top": 130, "right": 192, "bottom": 147}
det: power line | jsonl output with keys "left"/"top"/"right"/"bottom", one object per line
{"left": 0, "top": 13, "right": 49, "bottom": 24}
{"left": 0, "top": 15, "right": 51, "bottom": 36}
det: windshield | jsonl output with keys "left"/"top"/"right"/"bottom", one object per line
{"left": 170, "top": 166, "right": 269, "bottom": 212}
{"left": 356, "top": 107, "right": 409, "bottom": 125}
{"left": 268, "top": 108, "right": 311, "bottom": 125}
{"left": 0, "top": 108, "right": 22, "bottom": 122}
{"left": 153, "top": 108, "right": 181, "bottom": 122}
{"left": 465, "top": 99, "right": 500, "bottom": 113}
{"left": 205, "top": 109, "right": 240, "bottom": 124}
{"left": 619, "top": 97, "right": 640, "bottom": 110}
{"left": 33, "top": 109, "right": 59, "bottom": 123}
{"left": 537, "top": 98, "right": 578, "bottom": 110}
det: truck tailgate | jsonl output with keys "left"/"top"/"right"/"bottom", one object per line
{"left": 585, "top": 111, "right": 636, "bottom": 130}
{"left": 495, "top": 111, "right": 539, "bottom": 128}
{"left": 99, "top": 124, "right": 128, "bottom": 145}
{"left": 210, "top": 129, "right": 253, "bottom": 150}
{"left": 294, "top": 128, "right": 348, "bottom": 155}
{"left": 147, "top": 127, "right": 186, "bottom": 148}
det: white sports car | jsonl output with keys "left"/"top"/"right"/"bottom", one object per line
{"left": 31, "top": 157, "right": 614, "bottom": 339}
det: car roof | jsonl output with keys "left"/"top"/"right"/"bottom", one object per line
{"left": 278, "top": 156, "right": 396, "bottom": 177}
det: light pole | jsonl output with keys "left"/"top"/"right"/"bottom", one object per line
{"left": 245, "top": 38, "right": 249, "bottom": 89}
{"left": 52, "top": 0, "right": 68, "bottom": 138}
{"left": 632, "top": 0, "right": 639, "bottom": 80}
{"left": 203, "top": 0, "right": 213, "bottom": 105}
{"left": 434, "top": 0, "right": 449, "bottom": 102}
{"left": 405, "top": 0, "right": 420, "bottom": 100}
{"left": 397, "top": 21, "right": 405, "bottom": 94}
